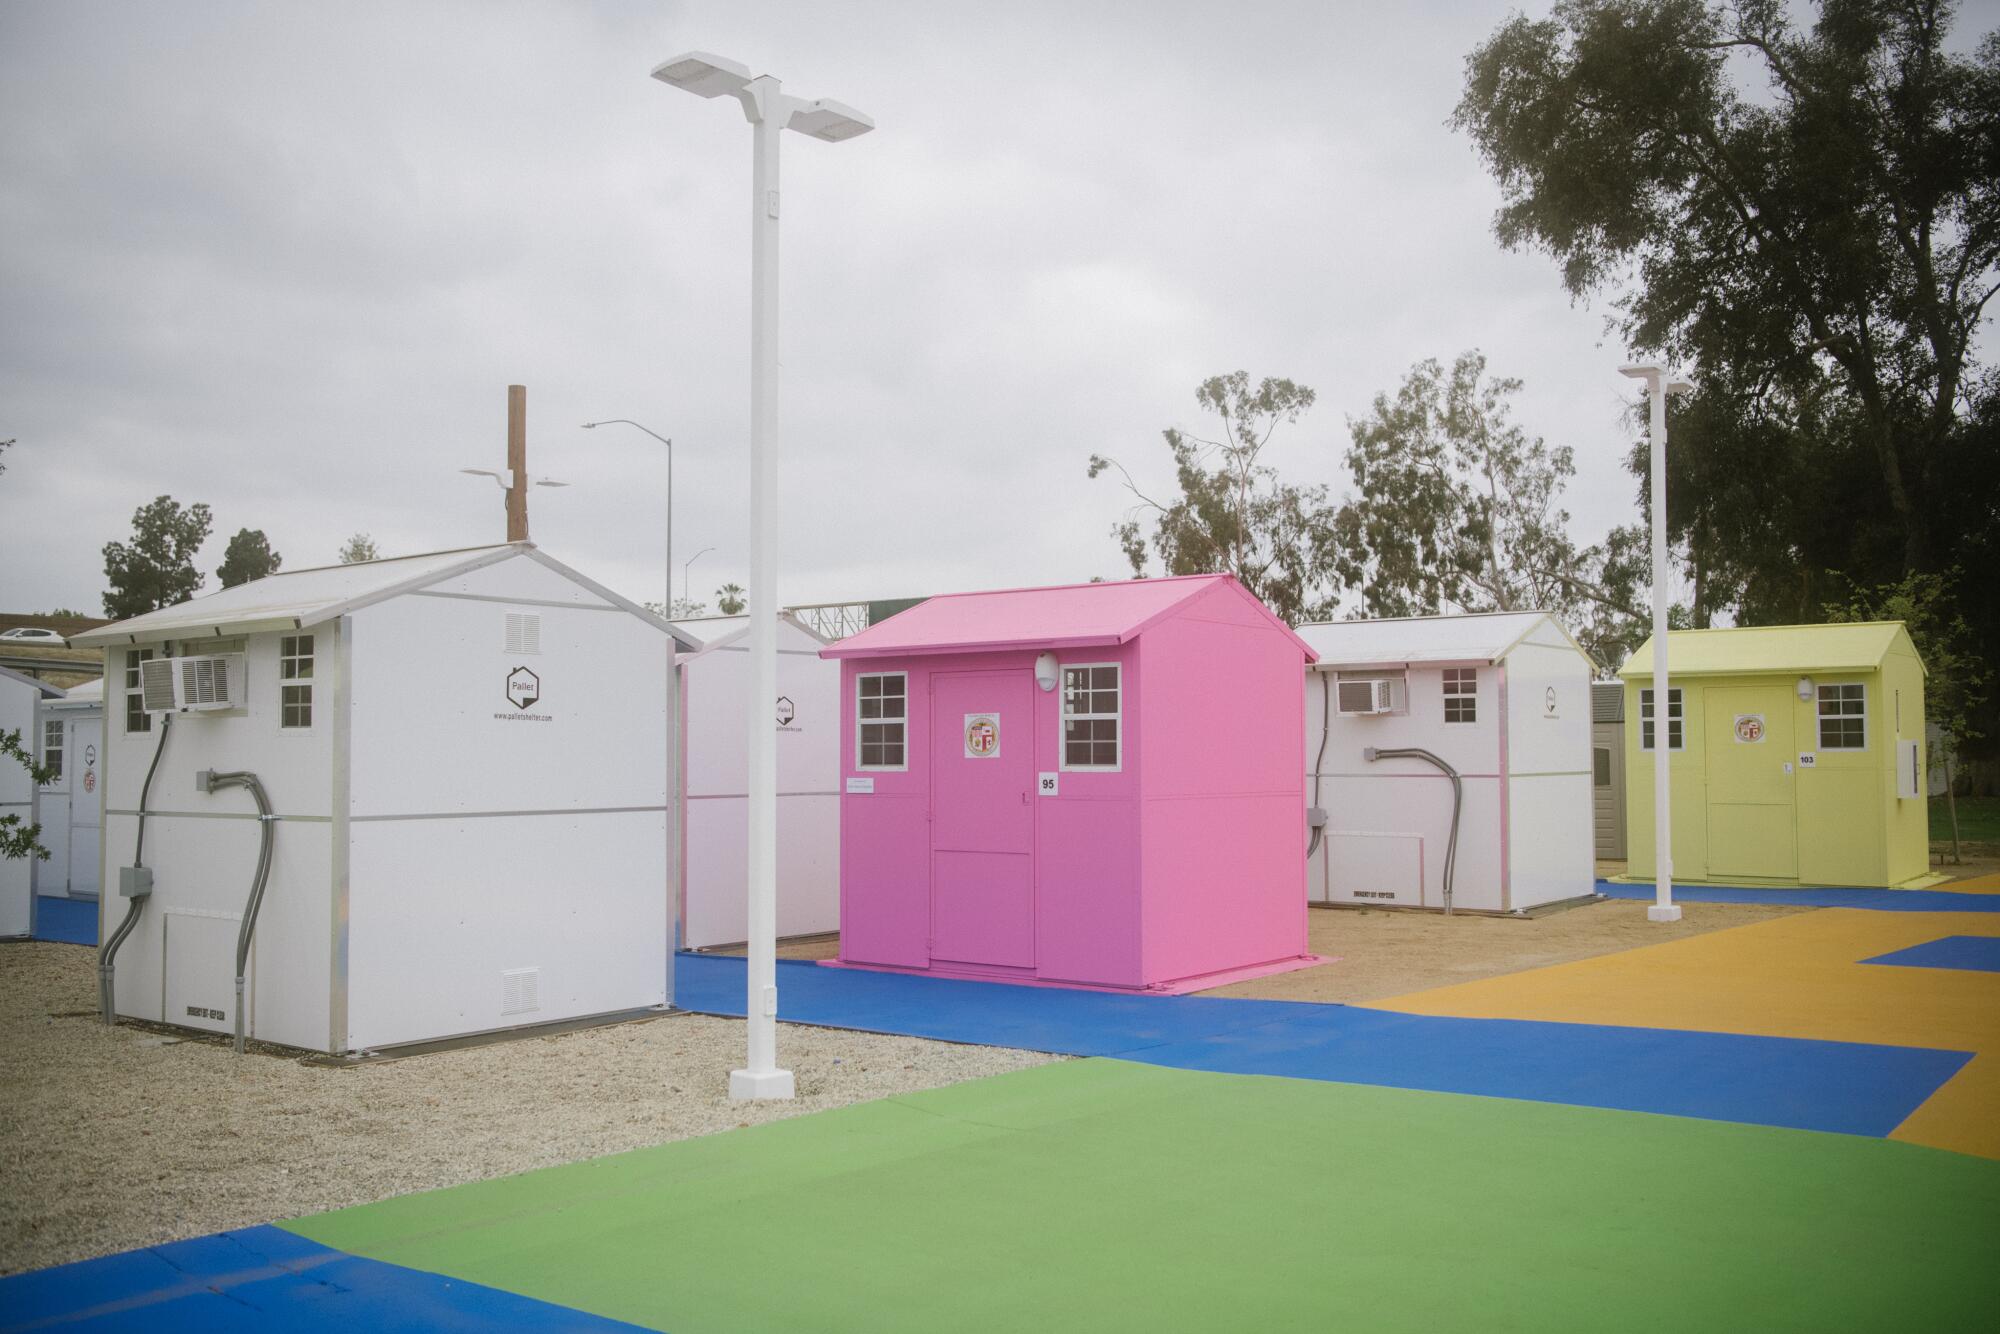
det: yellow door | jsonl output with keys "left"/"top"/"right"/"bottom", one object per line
{"left": 1703, "top": 685, "right": 1797, "bottom": 879}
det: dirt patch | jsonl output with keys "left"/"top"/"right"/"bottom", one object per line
{"left": 725, "top": 900, "right": 1810, "bottom": 1005}
{"left": 0, "top": 942, "right": 1058, "bottom": 1277}
{"left": 1201, "top": 898, "right": 1815, "bottom": 1004}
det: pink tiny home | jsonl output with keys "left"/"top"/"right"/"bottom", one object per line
{"left": 821, "top": 574, "right": 1320, "bottom": 994}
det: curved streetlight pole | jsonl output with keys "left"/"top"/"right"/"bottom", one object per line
{"left": 582, "top": 419, "right": 673, "bottom": 613}
{"left": 682, "top": 546, "right": 716, "bottom": 609}
{"left": 653, "top": 51, "right": 873, "bottom": 1101}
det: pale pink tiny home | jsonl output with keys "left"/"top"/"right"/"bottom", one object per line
{"left": 821, "top": 574, "right": 1320, "bottom": 994}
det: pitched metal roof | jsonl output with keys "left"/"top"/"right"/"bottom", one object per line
{"left": 0, "top": 664, "right": 65, "bottom": 698}
{"left": 670, "top": 611, "right": 828, "bottom": 656}
{"left": 820, "top": 574, "right": 1314, "bottom": 660}
{"left": 1620, "top": 622, "right": 1920, "bottom": 678}
{"left": 1294, "top": 610, "right": 1581, "bottom": 668}
{"left": 70, "top": 544, "right": 698, "bottom": 649}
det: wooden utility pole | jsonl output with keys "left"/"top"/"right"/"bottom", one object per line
{"left": 506, "top": 384, "right": 529, "bottom": 542}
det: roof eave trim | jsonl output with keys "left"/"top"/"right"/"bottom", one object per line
{"left": 822, "top": 632, "right": 1128, "bottom": 660}
{"left": 520, "top": 549, "right": 701, "bottom": 650}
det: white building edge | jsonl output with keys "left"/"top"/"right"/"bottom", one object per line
{"left": 670, "top": 612, "right": 840, "bottom": 949}
{"left": 1297, "top": 610, "right": 1597, "bottom": 914}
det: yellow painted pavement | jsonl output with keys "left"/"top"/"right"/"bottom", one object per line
{"left": 1368, "top": 909, "right": 2000, "bottom": 1159}
{"left": 1933, "top": 872, "right": 2000, "bottom": 895}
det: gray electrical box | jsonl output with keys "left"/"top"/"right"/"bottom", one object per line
{"left": 119, "top": 866, "right": 154, "bottom": 899}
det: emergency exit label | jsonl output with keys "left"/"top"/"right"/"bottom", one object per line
{"left": 1038, "top": 772, "right": 1059, "bottom": 796}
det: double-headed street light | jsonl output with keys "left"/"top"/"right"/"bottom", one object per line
{"left": 653, "top": 51, "right": 873, "bottom": 1101}
{"left": 1619, "top": 364, "right": 1694, "bottom": 924}
{"left": 458, "top": 468, "right": 569, "bottom": 543}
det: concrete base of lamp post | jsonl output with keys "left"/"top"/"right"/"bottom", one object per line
{"left": 1647, "top": 904, "right": 1684, "bottom": 923}
{"left": 729, "top": 1067, "right": 797, "bottom": 1101}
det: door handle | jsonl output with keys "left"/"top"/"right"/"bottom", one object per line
{"left": 1021, "top": 791, "right": 1029, "bottom": 805}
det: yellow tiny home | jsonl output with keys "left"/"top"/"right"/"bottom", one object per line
{"left": 1619, "top": 623, "right": 1930, "bottom": 888}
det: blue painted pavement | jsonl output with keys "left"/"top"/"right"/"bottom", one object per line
{"left": 1863, "top": 935, "right": 2000, "bottom": 973}
{"left": 674, "top": 953, "right": 1969, "bottom": 1138}
{"left": 31, "top": 896, "right": 96, "bottom": 946}
{"left": 1598, "top": 879, "right": 2000, "bottom": 912}
{"left": 0, "top": 1225, "right": 652, "bottom": 1333}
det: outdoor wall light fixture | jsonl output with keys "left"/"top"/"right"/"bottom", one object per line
{"left": 1797, "top": 676, "right": 1814, "bottom": 701}
{"left": 1035, "top": 652, "right": 1059, "bottom": 692}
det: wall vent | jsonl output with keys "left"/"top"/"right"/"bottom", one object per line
{"left": 505, "top": 613, "right": 541, "bottom": 656}
{"left": 501, "top": 966, "right": 541, "bottom": 1016}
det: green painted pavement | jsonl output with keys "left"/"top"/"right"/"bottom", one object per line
{"left": 287, "top": 1060, "right": 2000, "bottom": 1333}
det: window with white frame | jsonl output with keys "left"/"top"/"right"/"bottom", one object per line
{"left": 1062, "top": 664, "right": 1120, "bottom": 769}
{"left": 41, "top": 719, "right": 63, "bottom": 784}
{"left": 856, "top": 672, "right": 906, "bottom": 768}
{"left": 1639, "top": 687, "right": 1683, "bottom": 750}
{"left": 279, "top": 634, "right": 314, "bottom": 729}
{"left": 1818, "top": 682, "right": 1866, "bottom": 749}
{"left": 1443, "top": 667, "right": 1477, "bottom": 723}
{"left": 124, "top": 648, "right": 153, "bottom": 733}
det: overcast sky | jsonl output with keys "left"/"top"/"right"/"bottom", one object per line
{"left": 2, "top": 0, "right": 1663, "bottom": 620}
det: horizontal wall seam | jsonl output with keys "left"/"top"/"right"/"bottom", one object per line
{"left": 106, "top": 809, "right": 332, "bottom": 822}
{"left": 350, "top": 805, "right": 669, "bottom": 822}
{"left": 686, "top": 792, "right": 839, "bottom": 800}
{"left": 1307, "top": 772, "right": 1503, "bottom": 781}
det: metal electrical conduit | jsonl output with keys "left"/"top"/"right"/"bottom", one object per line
{"left": 1362, "top": 745, "right": 1464, "bottom": 915}
{"left": 99, "top": 714, "right": 171, "bottom": 1025}
{"left": 197, "top": 768, "right": 276, "bottom": 1055}
{"left": 1306, "top": 673, "right": 1331, "bottom": 857}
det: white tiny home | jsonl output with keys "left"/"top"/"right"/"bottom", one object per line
{"left": 35, "top": 677, "right": 106, "bottom": 900}
{"left": 70, "top": 544, "right": 695, "bottom": 1055}
{"left": 2, "top": 665, "right": 64, "bottom": 937}
{"left": 671, "top": 612, "right": 840, "bottom": 950}
{"left": 1297, "top": 611, "right": 1596, "bottom": 914}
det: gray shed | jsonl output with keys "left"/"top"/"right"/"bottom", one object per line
{"left": 1591, "top": 681, "right": 1627, "bottom": 860}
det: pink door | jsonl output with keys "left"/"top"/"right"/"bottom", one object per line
{"left": 930, "top": 670, "right": 1036, "bottom": 969}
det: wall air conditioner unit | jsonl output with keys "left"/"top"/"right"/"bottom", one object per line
{"left": 1335, "top": 678, "right": 1394, "bottom": 716}
{"left": 139, "top": 653, "right": 245, "bottom": 714}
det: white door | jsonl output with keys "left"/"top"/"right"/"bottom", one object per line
{"left": 37, "top": 718, "right": 70, "bottom": 896}
{"left": 70, "top": 720, "right": 103, "bottom": 897}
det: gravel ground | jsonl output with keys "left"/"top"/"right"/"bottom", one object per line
{"left": 1206, "top": 898, "right": 1814, "bottom": 1003}
{"left": 0, "top": 942, "right": 1059, "bottom": 1277}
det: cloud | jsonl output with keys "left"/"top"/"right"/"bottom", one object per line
{"left": 0, "top": 0, "right": 1651, "bottom": 618}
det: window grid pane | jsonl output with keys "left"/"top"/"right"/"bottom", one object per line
{"left": 1061, "top": 664, "right": 1120, "bottom": 768}
{"left": 1639, "top": 688, "right": 1683, "bottom": 750}
{"left": 125, "top": 648, "right": 154, "bottom": 733}
{"left": 1817, "top": 684, "right": 1865, "bottom": 749}
{"left": 856, "top": 674, "right": 906, "bottom": 768}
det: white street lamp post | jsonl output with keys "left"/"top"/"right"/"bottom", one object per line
{"left": 1620, "top": 364, "right": 1693, "bottom": 924}
{"left": 582, "top": 420, "right": 673, "bottom": 614}
{"left": 653, "top": 51, "right": 873, "bottom": 1100}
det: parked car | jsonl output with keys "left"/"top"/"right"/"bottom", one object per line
{"left": 0, "top": 627, "right": 67, "bottom": 643}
